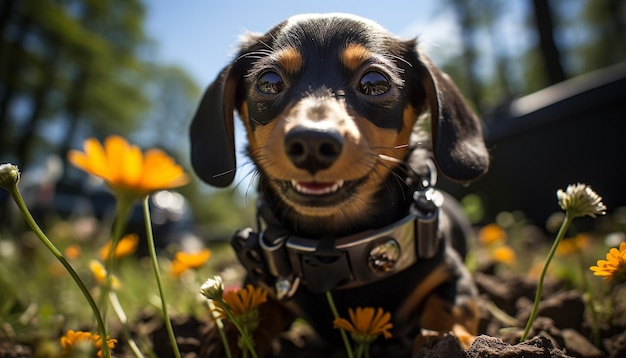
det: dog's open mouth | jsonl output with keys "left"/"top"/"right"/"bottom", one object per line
{"left": 290, "top": 180, "right": 345, "bottom": 196}
{"left": 278, "top": 179, "right": 361, "bottom": 207}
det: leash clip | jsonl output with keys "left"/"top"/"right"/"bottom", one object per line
{"left": 411, "top": 158, "right": 443, "bottom": 258}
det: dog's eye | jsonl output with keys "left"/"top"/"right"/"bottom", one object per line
{"left": 358, "top": 71, "right": 390, "bottom": 96}
{"left": 256, "top": 71, "right": 284, "bottom": 94}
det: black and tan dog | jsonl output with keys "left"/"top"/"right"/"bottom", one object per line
{"left": 190, "top": 13, "right": 489, "bottom": 356}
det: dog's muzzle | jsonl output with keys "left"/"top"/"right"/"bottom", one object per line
{"left": 231, "top": 180, "right": 444, "bottom": 299}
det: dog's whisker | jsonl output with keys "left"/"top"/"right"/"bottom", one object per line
{"left": 378, "top": 154, "right": 403, "bottom": 164}
{"left": 384, "top": 53, "right": 412, "bottom": 68}
{"left": 236, "top": 50, "right": 273, "bottom": 63}
{"left": 244, "top": 171, "right": 261, "bottom": 204}
{"left": 249, "top": 116, "right": 263, "bottom": 127}
{"left": 258, "top": 39, "right": 275, "bottom": 51}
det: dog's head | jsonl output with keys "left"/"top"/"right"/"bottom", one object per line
{"left": 190, "top": 14, "right": 488, "bottom": 233}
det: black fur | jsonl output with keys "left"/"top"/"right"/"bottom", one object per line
{"left": 190, "top": 13, "right": 489, "bottom": 356}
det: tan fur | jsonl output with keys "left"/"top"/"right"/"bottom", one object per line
{"left": 242, "top": 96, "right": 420, "bottom": 224}
{"left": 341, "top": 44, "right": 372, "bottom": 71}
{"left": 276, "top": 47, "right": 303, "bottom": 74}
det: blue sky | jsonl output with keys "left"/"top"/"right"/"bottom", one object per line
{"left": 143, "top": 1, "right": 471, "bottom": 87}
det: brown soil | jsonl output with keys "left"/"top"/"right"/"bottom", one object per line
{"left": 2, "top": 271, "right": 624, "bottom": 358}
{"left": 138, "top": 271, "right": 626, "bottom": 357}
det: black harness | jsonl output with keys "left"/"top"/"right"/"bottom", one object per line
{"left": 231, "top": 166, "right": 443, "bottom": 300}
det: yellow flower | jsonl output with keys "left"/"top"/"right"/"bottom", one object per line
{"left": 590, "top": 242, "right": 626, "bottom": 283}
{"left": 89, "top": 260, "right": 121, "bottom": 290}
{"left": 333, "top": 307, "right": 393, "bottom": 344}
{"left": 492, "top": 245, "right": 517, "bottom": 266}
{"left": 171, "top": 249, "right": 211, "bottom": 277}
{"left": 99, "top": 233, "right": 139, "bottom": 261}
{"left": 478, "top": 223, "right": 507, "bottom": 245}
{"left": 68, "top": 136, "right": 188, "bottom": 199}
{"left": 60, "top": 330, "right": 117, "bottom": 358}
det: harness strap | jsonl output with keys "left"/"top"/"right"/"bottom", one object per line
{"left": 231, "top": 168, "right": 443, "bottom": 299}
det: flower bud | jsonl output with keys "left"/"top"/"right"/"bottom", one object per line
{"left": 0, "top": 163, "right": 20, "bottom": 189}
{"left": 200, "top": 275, "right": 224, "bottom": 300}
{"left": 557, "top": 183, "right": 606, "bottom": 218}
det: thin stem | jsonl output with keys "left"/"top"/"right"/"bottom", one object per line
{"left": 109, "top": 291, "right": 146, "bottom": 358}
{"left": 521, "top": 213, "right": 573, "bottom": 341}
{"left": 215, "top": 297, "right": 258, "bottom": 358}
{"left": 325, "top": 291, "right": 355, "bottom": 358}
{"left": 208, "top": 300, "right": 233, "bottom": 358}
{"left": 142, "top": 196, "right": 181, "bottom": 358}
{"left": 356, "top": 343, "right": 365, "bottom": 358}
{"left": 8, "top": 186, "right": 111, "bottom": 358}
{"left": 577, "top": 251, "right": 600, "bottom": 347}
{"left": 101, "top": 196, "right": 133, "bottom": 325}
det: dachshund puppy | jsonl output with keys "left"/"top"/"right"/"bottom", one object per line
{"left": 190, "top": 13, "right": 489, "bottom": 357}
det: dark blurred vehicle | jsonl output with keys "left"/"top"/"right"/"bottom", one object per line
{"left": 13, "top": 174, "right": 201, "bottom": 254}
{"left": 441, "top": 62, "right": 626, "bottom": 227}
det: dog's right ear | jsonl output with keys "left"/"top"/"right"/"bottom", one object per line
{"left": 189, "top": 65, "right": 239, "bottom": 187}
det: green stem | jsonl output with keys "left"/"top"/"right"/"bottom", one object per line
{"left": 7, "top": 185, "right": 111, "bottom": 358}
{"left": 521, "top": 213, "right": 573, "bottom": 341}
{"left": 142, "top": 196, "right": 181, "bottom": 358}
{"left": 356, "top": 343, "right": 365, "bottom": 358}
{"left": 208, "top": 300, "right": 233, "bottom": 358}
{"left": 215, "top": 297, "right": 258, "bottom": 358}
{"left": 325, "top": 291, "right": 355, "bottom": 358}
{"left": 577, "top": 251, "right": 600, "bottom": 347}
{"left": 100, "top": 196, "right": 133, "bottom": 325}
{"left": 109, "top": 291, "right": 146, "bottom": 358}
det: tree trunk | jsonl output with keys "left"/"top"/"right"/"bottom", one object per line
{"left": 15, "top": 39, "right": 60, "bottom": 168}
{"left": 531, "top": 0, "right": 566, "bottom": 84}
{"left": 450, "top": 0, "right": 483, "bottom": 113}
{"left": 0, "top": 14, "right": 31, "bottom": 160}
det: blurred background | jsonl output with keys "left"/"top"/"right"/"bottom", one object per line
{"left": 1, "top": 0, "right": 625, "bottom": 237}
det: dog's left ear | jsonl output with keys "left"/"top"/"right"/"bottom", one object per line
{"left": 417, "top": 55, "right": 489, "bottom": 182}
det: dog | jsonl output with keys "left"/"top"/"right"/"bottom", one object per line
{"left": 190, "top": 13, "right": 489, "bottom": 357}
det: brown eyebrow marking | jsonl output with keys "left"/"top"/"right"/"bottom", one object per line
{"left": 341, "top": 44, "right": 372, "bottom": 71}
{"left": 276, "top": 47, "right": 303, "bottom": 74}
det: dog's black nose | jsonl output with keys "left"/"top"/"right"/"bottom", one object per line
{"left": 284, "top": 127, "right": 343, "bottom": 173}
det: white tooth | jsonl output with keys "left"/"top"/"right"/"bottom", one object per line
{"left": 291, "top": 180, "right": 345, "bottom": 195}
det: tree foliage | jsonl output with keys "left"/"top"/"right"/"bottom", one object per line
{"left": 440, "top": 0, "right": 625, "bottom": 116}
{"left": 0, "top": 0, "right": 150, "bottom": 168}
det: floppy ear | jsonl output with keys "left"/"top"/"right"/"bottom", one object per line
{"left": 189, "top": 66, "right": 239, "bottom": 187}
{"left": 419, "top": 56, "right": 489, "bottom": 182}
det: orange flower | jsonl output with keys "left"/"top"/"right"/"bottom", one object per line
{"left": 68, "top": 135, "right": 188, "bottom": 199}
{"left": 220, "top": 284, "right": 267, "bottom": 317}
{"left": 171, "top": 249, "right": 211, "bottom": 277}
{"left": 492, "top": 245, "right": 517, "bottom": 266}
{"left": 99, "top": 233, "right": 139, "bottom": 261}
{"left": 590, "top": 242, "right": 626, "bottom": 283}
{"left": 213, "top": 284, "right": 268, "bottom": 332}
{"left": 478, "top": 223, "right": 507, "bottom": 245}
{"left": 89, "top": 260, "right": 121, "bottom": 290}
{"left": 333, "top": 307, "right": 393, "bottom": 344}
{"left": 64, "top": 244, "right": 82, "bottom": 260}
{"left": 60, "top": 330, "right": 117, "bottom": 358}
{"left": 556, "top": 233, "right": 591, "bottom": 256}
